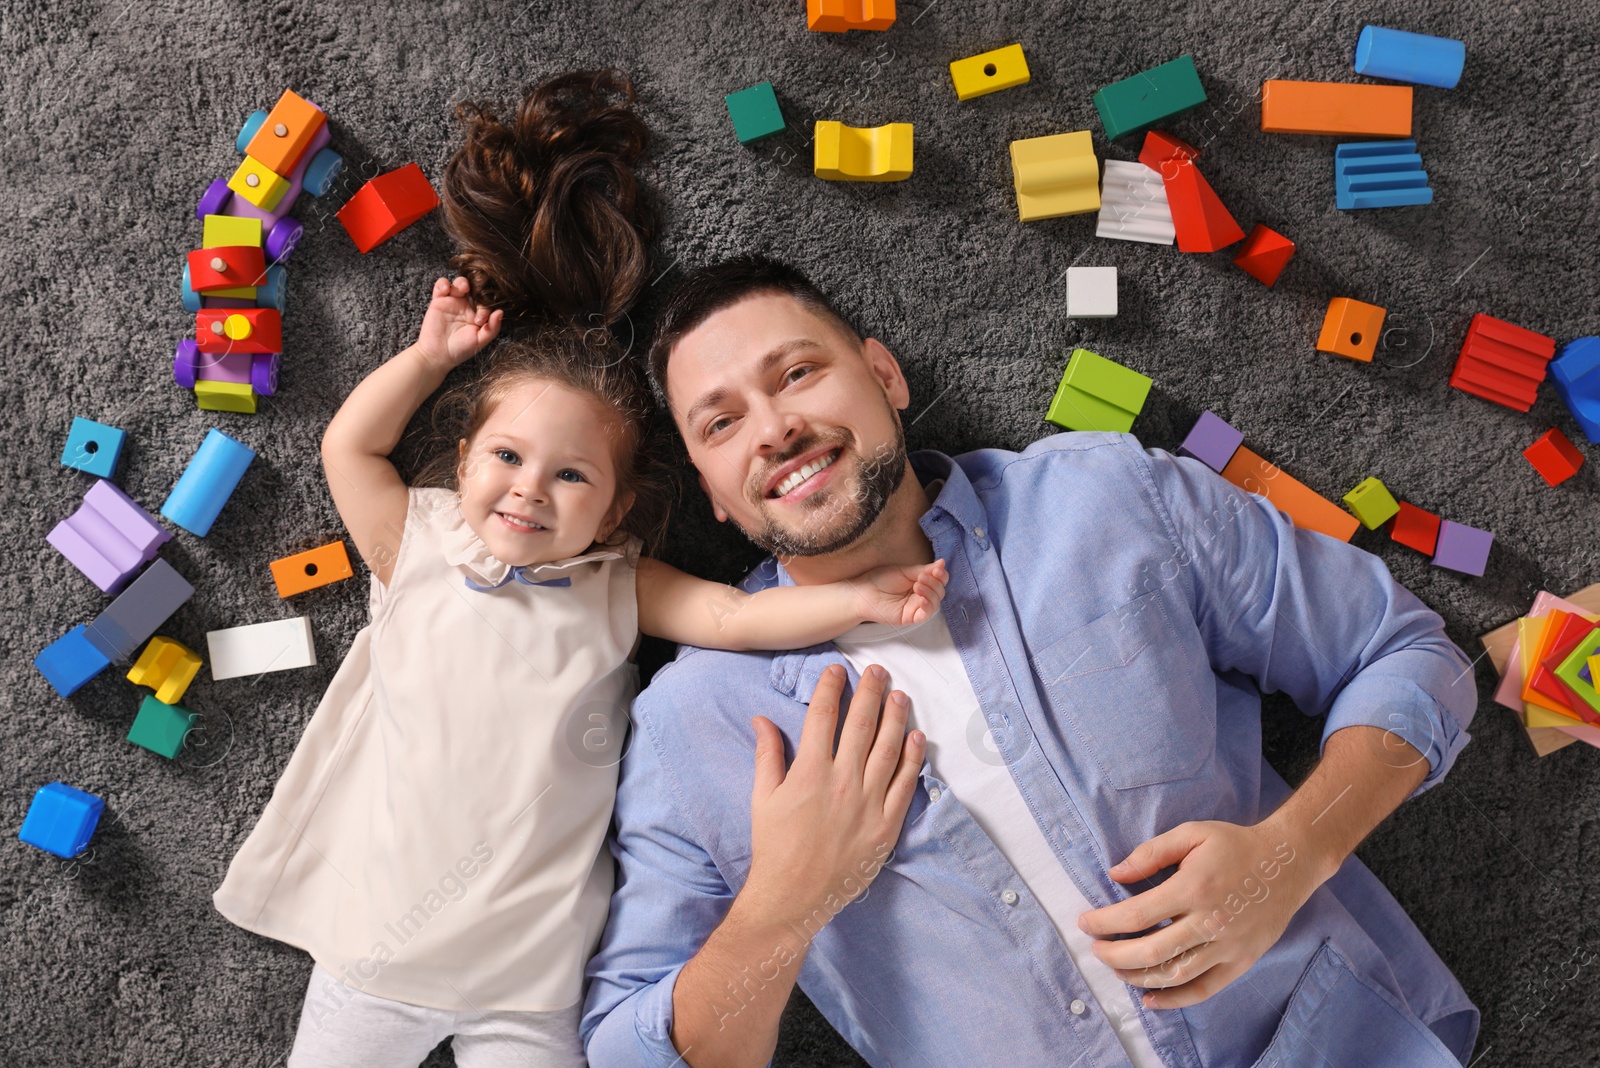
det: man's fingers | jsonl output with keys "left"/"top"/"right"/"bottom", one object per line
{"left": 1109, "top": 822, "right": 1209, "bottom": 883}
{"left": 750, "top": 715, "right": 787, "bottom": 799}
{"left": 863, "top": 690, "right": 909, "bottom": 795}
{"left": 1135, "top": 955, "right": 1241, "bottom": 1010}
{"left": 1118, "top": 940, "right": 1222, "bottom": 992}
{"left": 881, "top": 717, "right": 925, "bottom": 823}
{"left": 1092, "top": 914, "right": 1214, "bottom": 972}
{"left": 1078, "top": 882, "right": 1184, "bottom": 938}
{"left": 835, "top": 664, "right": 889, "bottom": 769}
{"left": 796, "top": 663, "right": 848, "bottom": 766}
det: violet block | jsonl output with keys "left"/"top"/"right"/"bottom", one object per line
{"left": 1178, "top": 411, "right": 1244, "bottom": 473}
{"left": 47, "top": 479, "right": 171, "bottom": 594}
{"left": 1431, "top": 520, "right": 1493, "bottom": 577}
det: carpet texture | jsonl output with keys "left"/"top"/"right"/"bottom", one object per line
{"left": 4, "top": 0, "right": 1598, "bottom": 1064}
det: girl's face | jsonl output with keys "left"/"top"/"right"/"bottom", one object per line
{"left": 456, "top": 378, "right": 633, "bottom": 567}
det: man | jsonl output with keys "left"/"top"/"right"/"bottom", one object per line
{"left": 581, "top": 255, "right": 1479, "bottom": 1067}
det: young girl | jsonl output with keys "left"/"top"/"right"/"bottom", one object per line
{"left": 214, "top": 72, "right": 946, "bottom": 1068}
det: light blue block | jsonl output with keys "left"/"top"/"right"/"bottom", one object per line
{"left": 34, "top": 625, "right": 112, "bottom": 697}
{"left": 161, "top": 428, "right": 256, "bottom": 537}
{"left": 1335, "top": 141, "right": 1433, "bottom": 209}
{"left": 1355, "top": 25, "right": 1466, "bottom": 90}
{"left": 61, "top": 417, "right": 126, "bottom": 479}
{"left": 1550, "top": 336, "right": 1600, "bottom": 443}
{"left": 19, "top": 782, "right": 104, "bottom": 859}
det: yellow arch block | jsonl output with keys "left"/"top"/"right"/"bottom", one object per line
{"left": 814, "top": 121, "right": 913, "bottom": 182}
{"left": 1009, "top": 130, "right": 1099, "bottom": 221}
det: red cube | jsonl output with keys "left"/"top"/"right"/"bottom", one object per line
{"left": 1523, "top": 427, "right": 1586, "bottom": 486}
{"left": 1388, "top": 501, "right": 1442, "bottom": 555}
{"left": 337, "top": 163, "right": 440, "bottom": 254}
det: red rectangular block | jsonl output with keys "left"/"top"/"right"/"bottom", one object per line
{"left": 337, "top": 164, "right": 440, "bottom": 254}
{"left": 1449, "top": 313, "right": 1556, "bottom": 412}
{"left": 186, "top": 246, "right": 266, "bottom": 291}
{"left": 195, "top": 308, "right": 282, "bottom": 354}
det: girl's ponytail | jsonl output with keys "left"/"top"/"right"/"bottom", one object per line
{"left": 442, "top": 69, "right": 656, "bottom": 328}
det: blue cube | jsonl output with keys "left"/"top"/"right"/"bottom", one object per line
{"left": 18, "top": 782, "right": 104, "bottom": 859}
{"left": 34, "top": 625, "right": 112, "bottom": 698}
{"left": 61, "top": 417, "right": 126, "bottom": 479}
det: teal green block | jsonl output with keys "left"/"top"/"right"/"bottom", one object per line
{"left": 1045, "top": 349, "right": 1152, "bottom": 432}
{"left": 1093, "top": 55, "right": 1207, "bottom": 140}
{"left": 1342, "top": 477, "right": 1401, "bottom": 529}
{"left": 127, "top": 694, "right": 196, "bottom": 759}
{"left": 725, "top": 82, "right": 786, "bottom": 144}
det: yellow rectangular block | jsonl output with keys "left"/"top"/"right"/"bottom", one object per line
{"left": 208, "top": 285, "right": 259, "bottom": 299}
{"left": 195, "top": 380, "right": 258, "bottom": 413}
{"left": 950, "top": 44, "right": 1030, "bottom": 100}
{"left": 203, "top": 214, "right": 263, "bottom": 248}
{"left": 1261, "top": 80, "right": 1412, "bottom": 137}
{"left": 1010, "top": 130, "right": 1099, "bottom": 222}
{"left": 814, "top": 121, "right": 913, "bottom": 181}
{"left": 127, "top": 636, "right": 202, "bottom": 705}
{"left": 228, "top": 156, "right": 290, "bottom": 212}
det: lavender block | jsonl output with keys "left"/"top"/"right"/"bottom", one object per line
{"left": 1431, "top": 520, "right": 1493, "bottom": 577}
{"left": 197, "top": 350, "right": 254, "bottom": 385}
{"left": 47, "top": 480, "right": 172, "bottom": 594}
{"left": 1178, "top": 411, "right": 1244, "bottom": 473}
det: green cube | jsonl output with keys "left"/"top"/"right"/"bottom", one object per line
{"left": 1342, "top": 477, "right": 1401, "bottom": 529}
{"left": 725, "top": 82, "right": 786, "bottom": 145}
{"left": 1093, "top": 55, "right": 1207, "bottom": 140}
{"left": 127, "top": 694, "right": 196, "bottom": 759}
{"left": 1554, "top": 633, "right": 1600, "bottom": 717}
{"left": 1045, "top": 348, "right": 1152, "bottom": 433}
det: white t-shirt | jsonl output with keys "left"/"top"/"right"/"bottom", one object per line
{"left": 836, "top": 607, "right": 1163, "bottom": 1068}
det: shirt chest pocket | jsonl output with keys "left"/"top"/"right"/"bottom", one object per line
{"left": 1030, "top": 590, "right": 1215, "bottom": 789}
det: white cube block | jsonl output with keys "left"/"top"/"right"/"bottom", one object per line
{"left": 207, "top": 617, "right": 316, "bottom": 681}
{"left": 1067, "top": 266, "right": 1118, "bottom": 318}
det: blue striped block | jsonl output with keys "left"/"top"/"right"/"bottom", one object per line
{"left": 1335, "top": 141, "right": 1433, "bottom": 209}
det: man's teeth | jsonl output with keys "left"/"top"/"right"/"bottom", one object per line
{"left": 774, "top": 452, "right": 836, "bottom": 497}
{"left": 500, "top": 513, "right": 543, "bottom": 530}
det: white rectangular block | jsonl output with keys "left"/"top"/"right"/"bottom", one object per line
{"left": 1096, "top": 159, "right": 1175, "bottom": 244}
{"left": 207, "top": 617, "right": 316, "bottom": 680}
{"left": 1067, "top": 266, "right": 1118, "bottom": 318}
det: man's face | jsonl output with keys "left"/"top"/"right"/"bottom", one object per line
{"left": 666, "top": 292, "right": 911, "bottom": 558}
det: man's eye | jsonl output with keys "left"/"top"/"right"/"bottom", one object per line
{"left": 706, "top": 416, "right": 733, "bottom": 437}
{"left": 495, "top": 448, "right": 519, "bottom": 464}
{"left": 557, "top": 469, "right": 587, "bottom": 483}
{"left": 784, "top": 365, "right": 813, "bottom": 386}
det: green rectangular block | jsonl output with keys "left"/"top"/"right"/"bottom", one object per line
{"left": 1062, "top": 347, "right": 1152, "bottom": 412}
{"left": 1554, "top": 632, "right": 1600, "bottom": 716}
{"left": 127, "top": 694, "right": 197, "bottom": 759}
{"left": 1342, "top": 476, "right": 1401, "bottom": 529}
{"left": 1093, "top": 55, "right": 1207, "bottom": 140}
{"left": 725, "top": 82, "right": 786, "bottom": 145}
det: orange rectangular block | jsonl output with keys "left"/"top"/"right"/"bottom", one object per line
{"left": 270, "top": 541, "right": 354, "bottom": 597}
{"left": 245, "top": 90, "right": 327, "bottom": 177}
{"left": 807, "top": 0, "right": 895, "bottom": 31}
{"left": 1261, "top": 81, "right": 1412, "bottom": 137}
{"left": 1221, "top": 446, "right": 1361, "bottom": 542}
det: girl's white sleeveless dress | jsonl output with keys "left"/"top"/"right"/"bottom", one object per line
{"left": 214, "top": 487, "right": 640, "bottom": 1012}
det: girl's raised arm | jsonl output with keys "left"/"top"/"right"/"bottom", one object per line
{"left": 635, "top": 556, "right": 948, "bottom": 651}
{"left": 321, "top": 277, "right": 502, "bottom": 586}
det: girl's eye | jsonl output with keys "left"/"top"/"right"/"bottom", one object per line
{"left": 557, "top": 469, "right": 587, "bottom": 484}
{"left": 494, "top": 448, "right": 519, "bottom": 465}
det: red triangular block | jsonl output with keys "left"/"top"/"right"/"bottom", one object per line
{"left": 1138, "top": 130, "right": 1200, "bottom": 177}
{"left": 1163, "top": 159, "right": 1245, "bottom": 253}
{"left": 1233, "top": 224, "right": 1295, "bottom": 286}
{"left": 337, "top": 163, "right": 441, "bottom": 254}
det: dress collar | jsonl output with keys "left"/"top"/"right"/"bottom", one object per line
{"left": 437, "top": 496, "right": 628, "bottom": 590}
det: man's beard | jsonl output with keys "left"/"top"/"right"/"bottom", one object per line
{"left": 733, "top": 419, "right": 909, "bottom": 559}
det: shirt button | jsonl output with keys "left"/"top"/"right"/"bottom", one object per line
{"left": 928, "top": 786, "right": 941, "bottom": 802}
{"left": 1070, "top": 999, "right": 1087, "bottom": 1016}
{"left": 973, "top": 526, "right": 986, "bottom": 539}
{"left": 1001, "top": 889, "right": 1019, "bottom": 905}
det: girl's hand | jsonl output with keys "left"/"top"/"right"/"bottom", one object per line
{"left": 415, "top": 276, "right": 504, "bottom": 371}
{"left": 852, "top": 559, "right": 949, "bottom": 627}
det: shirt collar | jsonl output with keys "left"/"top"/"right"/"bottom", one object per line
{"left": 439, "top": 497, "right": 628, "bottom": 588}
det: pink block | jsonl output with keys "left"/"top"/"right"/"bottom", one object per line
{"left": 1493, "top": 591, "right": 1600, "bottom": 749}
{"left": 196, "top": 350, "right": 254, "bottom": 385}
{"left": 46, "top": 480, "right": 171, "bottom": 594}
{"left": 202, "top": 296, "right": 257, "bottom": 310}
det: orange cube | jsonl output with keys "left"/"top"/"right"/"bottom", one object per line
{"left": 270, "top": 541, "right": 355, "bottom": 597}
{"left": 1221, "top": 446, "right": 1360, "bottom": 542}
{"left": 1261, "top": 81, "right": 1412, "bottom": 137}
{"left": 245, "top": 90, "right": 327, "bottom": 177}
{"left": 1316, "top": 297, "right": 1386, "bottom": 362}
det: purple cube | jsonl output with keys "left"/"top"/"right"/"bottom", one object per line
{"left": 47, "top": 480, "right": 172, "bottom": 594}
{"left": 1431, "top": 520, "right": 1493, "bottom": 577}
{"left": 1178, "top": 411, "right": 1245, "bottom": 473}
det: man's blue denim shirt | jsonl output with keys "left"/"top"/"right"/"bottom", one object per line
{"left": 581, "top": 432, "right": 1479, "bottom": 1067}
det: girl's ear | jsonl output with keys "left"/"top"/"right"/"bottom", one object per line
{"left": 456, "top": 437, "right": 469, "bottom": 482}
{"left": 600, "top": 489, "right": 637, "bottom": 541}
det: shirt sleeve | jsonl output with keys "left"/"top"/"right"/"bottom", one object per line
{"left": 1137, "top": 443, "right": 1476, "bottom": 799}
{"left": 581, "top": 678, "right": 739, "bottom": 1066}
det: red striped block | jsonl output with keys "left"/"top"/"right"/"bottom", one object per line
{"left": 1449, "top": 313, "right": 1556, "bottom": 411}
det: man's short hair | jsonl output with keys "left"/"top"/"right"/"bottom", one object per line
{"left": 645, "top": 254, "right": 861, "bottom": 408}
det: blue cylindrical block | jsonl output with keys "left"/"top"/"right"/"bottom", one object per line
{"left": 1355, "top": 25, "right": 1466, "bottom": 89}
{"left": 161, "top": 428, "right": 256, "bottom": 536}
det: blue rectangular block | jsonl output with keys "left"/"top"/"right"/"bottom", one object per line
{"left": 1335, "top": 140, "right": 1433, "bottom": 209}
{"left": 19, "top": 782, "right": 104, "bottom": 859}
{"left": 34, "top": 625, "right": 112, "bottom": 697}
{"left": 61, "top": 417, "right": 127, "bottom": 479}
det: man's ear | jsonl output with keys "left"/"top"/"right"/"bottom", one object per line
{"left": 861, "top": 338, "right": 911, "bottom": 410}
{"left": 697, "top": 472, "right": 729, "bottom": 523}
